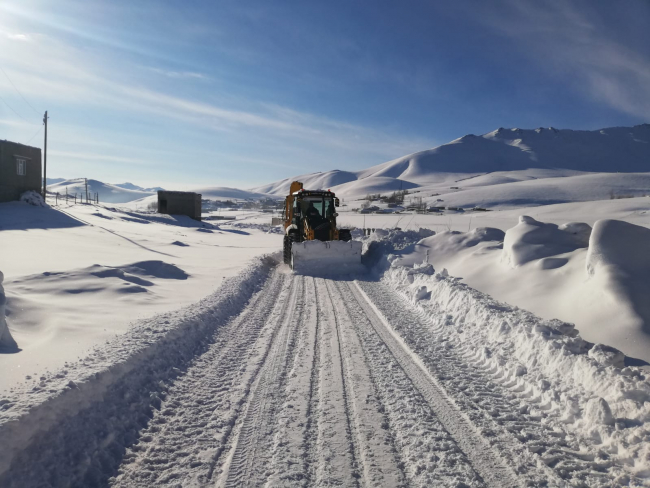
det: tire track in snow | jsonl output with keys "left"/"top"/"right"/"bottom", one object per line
{"left": 323, "top": 279, "right": 407, "bottom": 488}
{"left": 264, "top": 276, "right": 319, "bottom": 485}
{"left": 367, "top": 279, "right": 612, "bottom": 486}
{"left": 111, "top": 270, "right": 292, "bottom": 487}
{"left": 345, "top": 280, "right": 523, "bottom": 488}
{"left": 218, "top": 275, "right": 304, "bottom": 487}
{"left": 330, "top": 280, "right": 488, "bottom": 487}
{"left": 303, "top": 277, "right": 322, "bottom": 486}
{"left": 307, "top": 278, "right": 358, "bottom": 487}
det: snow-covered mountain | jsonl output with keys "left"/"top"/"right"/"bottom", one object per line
{"left": 193, "top": 186, "right": 271, "bottom": 201}
{"left": 46, "top": 177, "right": 67, "bottom": 185}
{"left": 115, "top": 182, "right": 165, "bottom": 192}
{"left": 251, "top": 124, "right": 650, "bottom": 198}
{"left": 47, "top": 178, "right": 155, "bottom": 204}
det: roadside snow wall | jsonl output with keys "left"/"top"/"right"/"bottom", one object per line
{"left": 0, "top": 270, "right": 18, "bottom": 352}
{"left": 384, "top": 262, "right": 650, "bottom": 475}
{"left": 0, "top": 254, "right": 277, "bottom": 483}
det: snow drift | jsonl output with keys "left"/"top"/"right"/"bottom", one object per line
{"left": 503, "top": 216, "right": 591, "bottom": 267}
{"left": 585, "top": 220, "right": 650, "bottom": 359}
{"left": 0, "top": 271, "right": 18, "bottom": 352}
{"left": 19, "top": 191, "right": 47, "bottom": 207}
{"left": 391, "top": 227, "right": 506, "bottom": 269}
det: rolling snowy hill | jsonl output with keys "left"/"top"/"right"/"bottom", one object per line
{"left": 47, "top": 178, "right": 154, "bottom": 204}
{"left": 115, "top": 182, "right": 165, "bottom": 192}
{"left": 194, "top": 186, "right": 271, "bottom": 201}
{"left": 251, "top": 124, "right": 650, "bottom": 199}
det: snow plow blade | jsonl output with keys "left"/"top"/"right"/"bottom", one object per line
{"left": 291, "top": 240, "right": 365, "bottom": 275}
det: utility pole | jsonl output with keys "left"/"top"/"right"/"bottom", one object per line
{"left": 42, "top": 111, "right": 48, "bottom": 198}
{"left": 85, "top": 178, "right": 88, "bottom": 203}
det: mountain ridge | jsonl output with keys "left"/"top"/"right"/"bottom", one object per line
{"left": 250, "top": 124, "right": 650, "bottom": 196}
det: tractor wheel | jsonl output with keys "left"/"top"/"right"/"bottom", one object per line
{"left": 283, "top": 235, "right": 291, "bottom": 264}
{"left": 339, "top": 229, "right": 352, "bottom": 242}
{"left": 284, "top": 232, "right": 298, "bottom": 265}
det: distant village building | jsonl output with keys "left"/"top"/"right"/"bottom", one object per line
{"left": 157, "top": 190, "right": 202, "bottom": 221}
{"left": 0, "top": 140, "right": 42, "bottom": 202}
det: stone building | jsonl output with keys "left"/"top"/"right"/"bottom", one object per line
{"left": 0, "top": 140, "right": 42, "bottom": 202}
{"left": 157, "top": 191, "right": 202, "bottom": 221}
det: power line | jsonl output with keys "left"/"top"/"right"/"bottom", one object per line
{"left": 0, "top": 66, "right": 40, "bottom": 116}
{"left": 0, "top": 92, "right": 37, "bottom": 125}
{"left": 26, "top": 125, "right": 42, "bottom": 145}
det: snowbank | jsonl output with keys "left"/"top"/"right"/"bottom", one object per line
{"left": 587, "top": 219, "right": 650, "bottom": 278}
{"left": 0, "top": 271, "right": 18, "bottom": 352}
{"left": 361, "top": 228, "right": 435, "bottom": 270}
{"left": 383, "top": 260, "right": 650, "bottom": 478}
{"left": 503, "top": 215, "right": 591, "bottom": 267}
{"left": 19, "top": 191, "right": 47, "bottom": 207}
{"left": 391, "top": 227, "right": 505, "bottom": 269}
{"left": 0, "top": 254, "right": 278, "bottom": 480}
{"left": 585, "top": 220, "right": 650, "bottom": 357}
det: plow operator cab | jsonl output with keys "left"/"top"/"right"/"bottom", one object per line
{"left": 280, "top": 181, "right": 362, "bottom": 273}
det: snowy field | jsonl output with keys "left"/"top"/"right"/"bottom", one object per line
{"left": 0, "top": 198, "right": 280, "bottom": 391}
{"left": 3, "top": 130, "right": 650, "bottom": 486}
{"left": 1, "top": 217, "right": 649, "bottom": 486}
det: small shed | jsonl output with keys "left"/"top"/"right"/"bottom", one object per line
{"left": 157, "top": 191, "right": 202, "bottom": 221}
{"left": 0, "top": 140, "right": 42, "bottom": 202}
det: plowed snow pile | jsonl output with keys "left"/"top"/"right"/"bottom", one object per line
{"left": 374, "top": 228, "right": 650, "bottom": 484}
{"left": 384, "top": 262, "right": 650, "bottom": 484}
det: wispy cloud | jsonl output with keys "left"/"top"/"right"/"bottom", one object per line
{"left": 0, "top": 1, "right": 437, "bottom": 187}
{"left": 147, "top": 67, "right": 209, "bottom": 80}
{"left": 0, "top": 24, "right": 432, "bottom": 155}
{"left": 6, "top": 32, "right": 29, "bottom": 41}
{"left": 48, "top": 150, "right": 155, "bottom": 166}
{"left": 469, "top": 0, "right": 650, "bottom": 119}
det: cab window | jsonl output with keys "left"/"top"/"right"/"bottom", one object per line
{"left": 325, "top": 199, "right": 335, "bottom": 217}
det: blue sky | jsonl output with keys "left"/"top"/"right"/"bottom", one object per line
{"left": 0, "top": 0, "right": 649, "bottom": 189}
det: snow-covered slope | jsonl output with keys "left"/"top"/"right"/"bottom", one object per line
{"left": 48, "top": 178, "right": 154, "bottom": 204}
{"left": 252, "top": 170, "right": 359, "bottom": 195}
{"left": 115, "top": 182, "right": 165, "bottom": 192}
{"left": 45, "top": 177, "right": 66, "bottom": 185}
{"left": 430, "top": 172, "right": 650, "bottom": 209}
{"left": 193, "top": 186, "right": 271, "bottom": 201}
{"left": 251, "top": 124, "right": 650, "bottom": 198}
{"left": 124, "top": 186, "right": 274, "bottom": 212}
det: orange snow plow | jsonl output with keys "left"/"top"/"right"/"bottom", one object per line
{"left": 279, "top": 181, "right": 363, "bottom": 274}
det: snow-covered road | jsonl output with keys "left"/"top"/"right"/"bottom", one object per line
{"left": 0, "top": 266, "right": 642, "bottom": 487}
